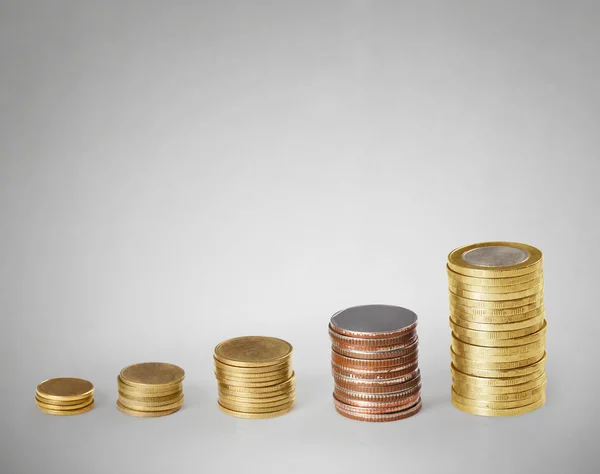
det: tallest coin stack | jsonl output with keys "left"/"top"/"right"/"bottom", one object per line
{"left": 447, "top": 242, "right": 547, "bottom": 416}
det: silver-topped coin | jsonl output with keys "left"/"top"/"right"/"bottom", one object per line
{"left": 462, "top": 245, "right": 529, "bottom": 267}
{"left": 330, "top": 305, "right": 418, "bottom": 339}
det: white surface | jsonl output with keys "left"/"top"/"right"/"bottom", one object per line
{"left": 1, "top": 2, "right": 599, "bottom": 473}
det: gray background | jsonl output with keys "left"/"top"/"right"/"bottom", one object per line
{"left": 1, "top": 1, "right": 599, "bottom": 473}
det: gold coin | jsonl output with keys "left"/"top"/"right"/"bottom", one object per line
{"left": 450, "top": 304, "right": 545, "bottom": 324}
{"left": 219, "top": 398, "right": 295, "bottom": 413}
{"left": 218, "top": 391, "right": 293, "bottom": 404}
{"left": 449, "top": 318, "right": 545, "bottom": 340}
{"left": 36, "top": 378, "right": 94, "bottom": 402}
{"left": 453, "top": 348, "right": 546, "bottom": 364}
{"left": 447, "top": 242, "right": 543, "bottom": 278}
{"left": 451, "top": 331, "right": 546, "bottom": 348}
{"left": 214, "top": 368, "right": 293, "bottom": 382}
{"left": 118, "top": 395, "right": 184, "bottom": 412}
{"left": 37, "top": 400, "right": 95, "bottom": 416}
{"left": 452, "top": 356, "right": 547, "bottom": 378}
{"left": 451, "top": 348, "right": 544, "bottom": 369}
{"left": 215, "top": 375, "right": 293, "bottom": 388}
{"left": 35, "top": 397, "right": 94, "bottom": 411}
{"left": 449, "top": 282, "right": 543, "bottom": 302}
{"left": 218, "top": 402, "right": 294, "bottom": 418}
{"left": 451, "top": 336, "right": 546, "bottom": 357}
{"left": 218, "top": 385, "right": 296, "bottom": 399}
{"left": 453, "top": 382, "right": 546, "bottom": 402}
{"left": 117, "top": 390, "right": 183, "bottom": 403}
{"left": 451, "top": 364, "right": 545, "bottom": 386}
{"left": 117, "top": 380, "right": 182, "bottom": 398}
{"left": 448, "top": 291, "right": 543, "bottom": 309}
{"left": 119, "top": 362, "right": 185, "bottom": 388}
{"left": 449, "top": 313, "right": 545, "bottom": 332}
{"left": 452, "top": 394, "right": 545, "bottom": 416}
{"left": 449, "top": 299, "right": 544, "bottom": 317}
{"left": 448, "top": 275, "right": 543, "bottom": 294}
{"left": 217, "top": 374, "right": 296, "bottom": 394}
{"left": 116, "top": 400, "right": 181, "bottom": 418}
{"left": 452, "top": 373, "right": 547, "bottom": 394}
{"left": 214, "top": 336, "right": 293, "bottom": 368}
{"left": 452, "top": 389, "right": 545, "bottom": 409}
{"left": 213, "top": 357, "right": 291, "bottom": 374}
{"left": 35, "top": 394, "right": 93, "bottom": 407}
{"left": 446, "top": 266, "right": 543, "bottom": 287}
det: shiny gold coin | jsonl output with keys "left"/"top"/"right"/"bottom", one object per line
{"left": 454, "top": 381, "right": 546, "bottom": 402}
{"left": 36, "top": 378, "right": 94, "bottom": 402}
{"left": 450, "top": 304, "right": 545, "bottom": 324}
{"left": 448, "top": 275, "right": 543, "bottom": 294}
{"left": 219, "top": 398, "right": 295, "bottom": 413}
{"left": 452, "top": 389, "right": 545, "bottom": 409}
{"left": 213, "top": 357, "right": 291, "bottom": 374}
{"left": 452, "top": 348, "right": 546, "bottom": 364}
{"left": 218, "top": 402, "right": 294, "bottom": 418}
{"left": 449, "top": 282, "right": 543, "bottom": 302}
{"left": 118, "top": 395, "right": 184, "bottom": 412}
{"left": 452, "top": 373, "right": 547, "bottom": 394}
{"left": 452, "top": 353, "right": 547, "bottom": 378}
{"left": 449, "top": 318, "right": 545, "bottom": 340}
{"left": 218, "top": 391, "right": 293, "bottom": 405}
{"left": 450, "top": 299, "right": 543, "bottom": 317}
{"left": 446, "top": 266, "right": 543, "bottom": 287}
{"left": 35, "top": 397, "right": 94, "bottom": 411}
{"left": 451, "top": 336, "right": 546, "bottom": 357}
{"left": 37, "top": 400, "right": 95, "bottom": 416}
{"left": 215, "top": 376, "right": 293, "bottom": 388}
{"left": 35, "top": 394, "right": 93, "bottom": 407}
{"left": 451, "top": 348, "right": 544, "bottom": 369}
{"left": 214, "top": 336, "right": 293, "bottom": 368}
{"left": 448, "top": 291, "right": 543, "bottom": 309}
{"left": 218, "top": 385, "right": 296, "bottom": 399}
{"left": 118, "top": 392, "right": 184, "bottom": 407}
{"left": 116, "top": 400, "right": 181, "bottom": 418}
{"left": 450, "top": 363, "right": 545, "bottom": 386}
{"left": 117, "top": 377, "right": 182, "bottom": 396}
{"left": 119, "top": 362, "right": 184, "bottom": 388}
{"left": 447, "top": 242, "right": 543, "bottom": 278}
{"left": 451, "top": 322, "right": 547, "bottom": 347}
{"left": 452, "top": 394, "right": 545, "bottom": 416}
{"left": 117, "top": 390, "right": 183, "bottom": 404}
{"left": 214, "top": 368, "right": 293, "bottom": 383}
{"left": 449, "top": 313, "right": 545, "bottom": 332}
{"left": 218, "top": 395, "right": 296, "bottom": 409}
{"left": 217, "top": 375, "right": 296, "bottom": 394}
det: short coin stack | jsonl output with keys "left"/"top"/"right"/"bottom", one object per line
{"left": 448, "top": 241, "right": 547, "bottom": 416}
{"left": 35, "top": 377, "right": 95, "bottom": 416}
{"left": 214, "top": 336, "right": 296, "bottom": 418}
{"left": 117, "top": 362, "right": 185, "bottom": 417}
{"left": 329, "top": 305, "right": 422, "bottom": 422}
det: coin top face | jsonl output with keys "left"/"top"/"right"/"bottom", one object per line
{"left": 120, "top": 362, "right": 185, "bottom": 386}
{"left": 330, "top": 305, "right": 417, "bottom": 336}
{"left": 37, "top": 378, "right": 94, "bottom": 398}
{"left": 215, "top": 337, "right": 292, "bottom": 365}
{"left": 462, "top": 245, "right": 529, "bottom": 267}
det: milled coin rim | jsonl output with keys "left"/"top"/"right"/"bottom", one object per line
{"left": 334, "top": 398, "right": 422, "bottom": 422}
{"left": 116, "top": 400, "right": 181, "bottom": 418}
{"left": 452, "top": 394, "right": 546, "bottom": 416}
{"left": 448, "top": 242, "right": 543, "bottom": 278}
{"left": 37, "top": 400, "right": 95, "bottom": 416}
{"left": 218, "top": 402, "right": 295, "bottom": 418}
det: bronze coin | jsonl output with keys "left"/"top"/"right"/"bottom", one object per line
{"left": 334, "top": 377, "right": 421, "bottom": 395}
{"left": 331, "top": 350, "right": 419, "bottom": 370}
{"left": 330, "top": 305, "right": 418, "bottom": 339}
{"left": 333, "top": 386, "right": 421, "bottom": 409}
{"left": 334, "top": 398, "right": 422, "bottom": 422}
{"left": 331, "top": 341, "right": 419, "bottom": 360}
{"left": 329, "top": 326, "right": 417, "bottom": 349}
{"left": 332, "top": 361, "right": 419, "bottom": 380}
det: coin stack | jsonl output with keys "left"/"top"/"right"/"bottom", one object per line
{"left": 214, "top": 336, "right": 296, "bottom": 418}
{"left": 35, "top": 377, "right": 95, "bottom": 416}
{"left": 329, "top": 305, "right": 422, "bottom": 422}
{"left": 448, "top": 242, "right": 547, "bottom": 416}
{"left": 117, "top": 362, "right": 185, "bottom": 417}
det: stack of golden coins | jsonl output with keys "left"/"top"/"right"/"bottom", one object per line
{"left": 117, "top": 362, "right": 185, "bottom": 417}
{"left": 35, "top": 378, "right": 95, "bottom": 416}
{"left": 329, "top": 305, "right": 422, "bottom": 422}
{"left": 447, "top": 241, "right": 547, "bottom": 416}
{"left": 214, "top": 336, "right": 296, "bottom": 418}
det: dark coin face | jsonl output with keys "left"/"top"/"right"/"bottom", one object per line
{"left": 462, "top": 245, "right": 529, "bottom": 267}
{"left": 330, "top": 305, "right": 417, "bottom": 337}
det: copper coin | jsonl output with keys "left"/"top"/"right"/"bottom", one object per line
{"left": 330, "top": 305, "right": 418, "bottom": 339}
{"left": 333, "top": 393, "right": 421, "bottom": 414}
{"left": 333, "top": 386, "right": 421, "bottom": 409}
{"left": 329, "top": 326, "right": 417, "bottom": 349}
{"left": 331, "top": 341, "right": 419, "bottom": 360}
{"left": 334, "top": 398, "right": 422, "bottom": 422}
{"left": 332, "top": 360, "right": 419, "bottom": 379}
{"left": 331, "top": 349, "right": 419, "bottom": 369}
